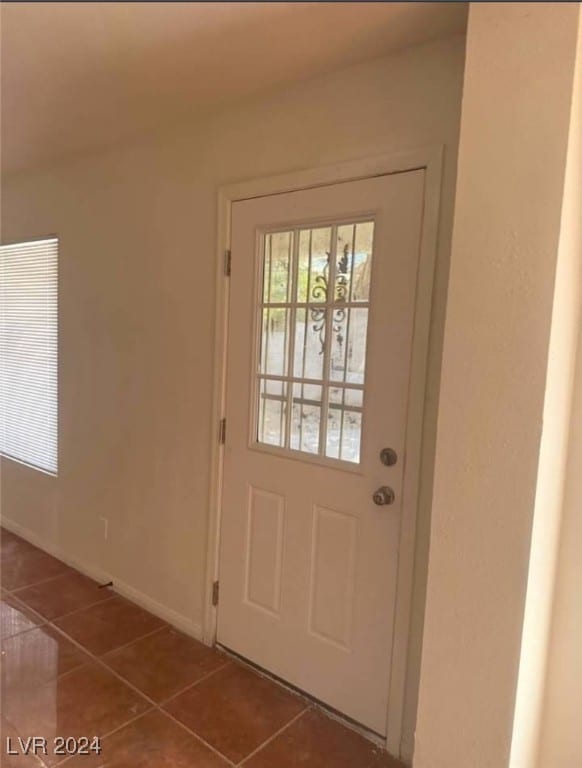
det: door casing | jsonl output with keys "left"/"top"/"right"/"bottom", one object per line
{"left": 203, "top": 147, "right": 443, "bottom": 756}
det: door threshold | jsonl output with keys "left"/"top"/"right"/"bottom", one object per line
{"left": 216, "top": 643, "right": 387, "bottom": 749}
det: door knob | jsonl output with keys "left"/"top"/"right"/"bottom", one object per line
{"left": 373, "top": 486, "right": 395, "bottom": 506}
{"left": 379, "top": 448, "right": 398, "bottom": 466}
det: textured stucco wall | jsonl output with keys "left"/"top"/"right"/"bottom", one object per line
{"left": 414, "top": 5, "right": 581, "bottom": 767}
{"left": 536, "top": 13, "right": 582, "bottom": 768}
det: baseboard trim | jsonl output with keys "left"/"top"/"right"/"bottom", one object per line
{"left": 0, "top": 516, "right": 203, "bottom": 642}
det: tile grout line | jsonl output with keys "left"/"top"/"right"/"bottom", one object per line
{"left": 3, "top": 589, "right": 46, "bottom": 616}
{"left": 217, "top": 643, "right": 314, "bottom": 704}
{"left": 1, "top": 570, "right": 72, "bottom": 593}
{"left": 156, "top": 658, "right": 232, "bottom": 708}
{"left": 49, "top": 706, "right": 158, "bottom": 768}
{"left": 39, "top": 623, "right": 162, "bottom": 708}
{"left": 48, "top": 618, "right": 232, "bottom": 704}
{"left": 0, "top": 617, "right": 49, "bottom": 644}
{"left": 237, "top": 705, "right": 312, "bottom": 766}
{"left": 15, "top": 592, "right": 116, "bottom": 623}
{"left": 49, "top": 621, "right": 167, "bottom": 660}
{"left": 218, "top": 643, "right": 387, "bottom": 753}
{"left": 2, "top": 714, "right": 48, "bottom": 768}
{"left": 49, "top": 658, "right": 238, "bottom": 768}
{"left": 1, "top": 620, "right": 49, "bottom": 644}
{"left": 157, "top": 705, "right": 237, "bottom": 767}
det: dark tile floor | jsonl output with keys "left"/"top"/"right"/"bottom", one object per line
{"left": 1, "top": 527, "right": 404, "bottom": 767}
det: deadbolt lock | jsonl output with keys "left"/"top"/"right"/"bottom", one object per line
{"left": 373, "top": 486, "right": 395, "bottom": 506}
{"left": 379, "top": 448, "right": 398, "bottom": 466}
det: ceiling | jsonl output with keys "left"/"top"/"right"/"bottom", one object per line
{"left": 0, "top": 2, "right": 467, "bottom": 174}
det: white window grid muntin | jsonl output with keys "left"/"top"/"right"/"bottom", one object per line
{"left": 253, "top": 218, "right": 375, "bottom": 464}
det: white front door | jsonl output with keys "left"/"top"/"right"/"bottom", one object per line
{"left": 218, "top": 170, "right": 425, "bottom": 735}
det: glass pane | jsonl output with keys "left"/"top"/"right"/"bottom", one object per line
{"left": 297, "top": 230, "right": 310, "bottom": 304}
{"left": 257, "top": 379, "right": 287, "bottom": 447}
{"left": 352, "top": 222, "right": 374, "bottom": 302}
{"left": 293, "top": 307, "right": 325, "bottom": 380}
{"left": 329, "top": 307, "right": 348, "bottom": 382}
{"left": 335, "top": 224, "right": 355, "bottom": 303}
{"left": 325, "top": 406, "right": 342, "bottom": 459}
{"left": 260, "top": 308, "right": 289, "bottom": 377}
{"left": 297, "top": 227, "right": 332, "bottom": 304}
{"left": 263, "top": 231, "right": 292, "bottom": 303}
{"left": 344, "top": 388, "right": 363, "bottom": 408}
{"left": 328, "top": 386, "right": 343, "bottom": 405}
{"left": 303, "top": 383, "right": 322, "bottom": 401}
{"left": 340, "top": 411, "right": 362, "bottom": 463}
{"left": 261, "top": 378, "right": 285, "bottom": 397}
{"left": 293, "top": 307, "right": 307, "bottom": 376}
{"left": 290, "top": 382, "right": 321, "bottom": 454}
{"left": 328, "top": 387, "right": 363, "bottom": 408}
{"left": 335, "top": 221, "right": 374, "bottom": 303}
{"left": 346, "top": 308, "right": 368, "bottom": 385}
{"left": 329, "top": 307, "right": 368, "bottom": 384}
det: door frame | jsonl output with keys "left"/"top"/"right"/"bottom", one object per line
{"left": 203, "top": 147, "right": 443, "bottom": 756}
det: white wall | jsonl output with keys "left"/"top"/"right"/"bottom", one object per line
{"left": 510, "top": 9, "right": 582, "bottom": 764}
{"left": 538, "top": 335, "right": 582, "bottom": 766}
{"left": 0, "top": 35, "right": 465, "bottom": 756}
{"left": 537, "top": 13, "right": 582, "bottom": 766}
{"left": 414, "top": 5, "right": 581, "bottom": 768}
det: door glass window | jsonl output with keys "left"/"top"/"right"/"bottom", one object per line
{"left": 256, "top": 220, "right": 374, "bottom": 463}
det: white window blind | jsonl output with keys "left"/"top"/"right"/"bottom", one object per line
{"left": 0, "top": 237, "right": 58, "bottom": 474}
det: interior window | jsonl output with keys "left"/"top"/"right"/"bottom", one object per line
{"left": 0, "top": 237, "right": 58, "bottom": 474}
